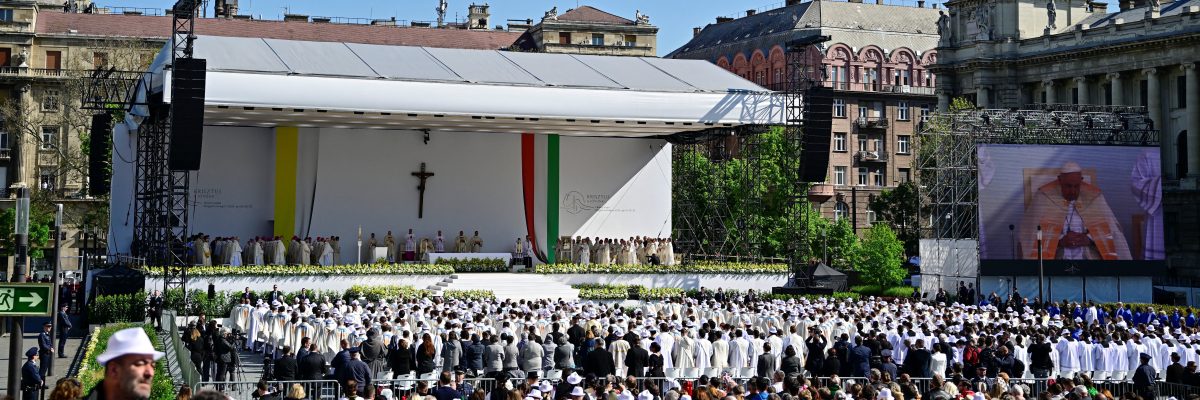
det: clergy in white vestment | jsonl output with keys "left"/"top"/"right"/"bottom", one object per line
{"left": 331, "top": 236, "right": 341, "bottom": 264}
{"left": 695, "top": 333, "right": 713, "bottom": 369}
{"left": 1132, "top": 149, "right": 1164, "bottom": 260}
{"left": 405, "top": 230, "right": 417, "bottom": 262}
{"left": 366, "top": 233, "right": 378, "bottom": 263}
{"left": 611, "top": 335, "right": 631, "bottom": 374}
{"left": 455, "top": 231, "right": 468, "bottom": 253}
{"left": 299, "top": 238, "right": 312, "bottom": 266}
{"left": 385, "top": 231, "right": 397, "bottom": 263}
{"left": 655, "top": 324, "right": 675, "bottom": 369}
{"left": 577, "top": 239, "right": 591, "bottom": 265}
{"left": 597, "top": 240, "right": 611, "bottom": 266}
{"left": 272, "top": 238, "right": 286, "bottom": 264}
{"left": 200, "top": 237, "right": 213, "bottom": 266}
{"left": 675, "top": 329, "right": 696, "bottom": 369}
{"left": 319, "top": 238, "right": 334, "bottom": 266}
{"left": 712, "top": 334, "right": 730, "bottom": 368}
{"left": 471, "top": 231, "right": 484, "bottom": 253}
{"left": 435, "top": 231, "right": 446, "bottom": 253}
{"left": 227, "top": 238, "right": 242, "bottom": 266}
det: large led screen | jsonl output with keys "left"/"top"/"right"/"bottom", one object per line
{"left": 977, "top": 145, "right": 1165, "bottom": 275}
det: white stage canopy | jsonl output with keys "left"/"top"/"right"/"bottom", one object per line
{"left": 135, "top": 36, "right": 787, "bottom": 136}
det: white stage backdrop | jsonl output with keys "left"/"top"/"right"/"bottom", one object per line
{"left": 559, "top": 136, "right": 672, "bottom": 239}
{"left": 109, "top": 125, "right": 671, "bottom": 256}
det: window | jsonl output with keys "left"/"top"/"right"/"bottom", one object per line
{"left": 857, "top": 167, "right": 868, "bottom": 186}
{"left": 834, "top": 133, "right": 847, "bottom": 152}
{"left": 1178, "top": 75, "right": 1187, "bottom": 108}
{"left": 0, "top": 130, "right": 8, "bottom": 149}
{"left": 45, "top": 50, "right": 61, "bottom": 70}
{"left": 41, "top": 126, "right": 58, "bottom": 150}
{"left": 40, "top": 169, "right": 54, "bottom": 191}
{"left": 921, "top": 104, "right": 931, "bottom": 118}
{"left": 1140, "top": 79, "right": 1148, "bottom": 107}
{"left": 834, "top": 166, "right": 847, "bottom": 185}
{"left": 591, "top": 33, "right": 604, "bottom": 46}
{"left": 873, "top": 138, "right": 882, "bottom": 152}
{"left": 834, "top": 201, "right": 849, "bottom": 221}
{"left": 93, "top": 52, "right": 109, "bottom": 68}
{"left": 0, "top": 9, "right": 12, "bottom": 22}
{"left": 558, "top": 32, "right": 571, "bottom": 45}
{"left": 756, "top": 70, "right": 765, "bottom": 85}
{"left": 863, "top": 68, "right": 877, "bottom": 85}
{"left": 873, "top": 170, "right": 884, "bottom": 186}
{"left": 41, "top": 89, "right": 59, "bottom": 111}
{"left": 867, "top": 210, "right": 877, "bottom": 224}
{"left": 624, "top": 35, "right": 637, "bottom": 47}
{"left": 899, "top": 168, "right": 911, "bottom": 183}
{"left": 833, "top": 99, "right": 846, "bottom": 117}
{"left": 898, "top": 135, "right": 911, "bottom": 154}
{"left": 899, "top": 69, "right": 911, "bottom": 86}
{"left": 858, "top": 136, "right": 868, "bottom": 152}
{"left": 1072, "top": 87, "right": 1079, "bottom": 104}
{"left": 924, "top": 72, "right": 934, "bottom": 87}
{"left": 898, "top": 101, "right": 910, "bottom": 120}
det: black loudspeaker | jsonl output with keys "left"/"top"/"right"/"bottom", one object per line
{"left": 87, "top": 113, "right": 113, "bottom": 196}
{"left": 801, "top": 89, "right": 833, "bottom": 183}
{"left": 168, "top": 57, "right": 206, "bottom": 171}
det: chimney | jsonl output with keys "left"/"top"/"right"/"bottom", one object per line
{"left": 786, "top": 0, "right": 804, "bottom": 5}
{"left": 283, "top": 13, "right": 309, "bottom": 22}
{"left": 716, "top": 16, "right": 734, "bottom": 23}
{"left": 918, "top": 0, "right": 925, "bottom": 7}
{"left": 746, "top": 9, "right": 756, "bottom": 17}
{"left": 693, "top": 27, "right": 702, "bottom": 37}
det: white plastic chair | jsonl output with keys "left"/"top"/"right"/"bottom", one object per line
{"left": 377, "top": 371, "right": 394, "bottom": 380}
{"left": 419, "top": 372, "right": 438, "bottom": 381}
{"left": 664, "top": 368, "right": 678, "bottom": 378}
{"left": 739, "top": 367, "right": 755, "bottom": 378}
{"left": 704, "top": 367, "right": 720, "bottom": 377}
{"left": 682, "top": 368, "right": 700, "bottom": 378}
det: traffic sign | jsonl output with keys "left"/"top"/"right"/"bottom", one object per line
{"left": 0, "top": 283, "right": 53, "bottom": 316}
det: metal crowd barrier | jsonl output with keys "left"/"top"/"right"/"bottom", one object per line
{"left": 193, "top": 380, "right": 341, "bottom": 399}
{"left": 163, "top": 309, "right": 202, "bottom": 387}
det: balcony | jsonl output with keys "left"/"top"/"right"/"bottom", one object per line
{"left": 854, "top": 116, "right": 889, "bottom": 130}
{"left": 0, "top": 148, "right": 9, "bottom": 160}
{"left": 0, "top": 67, "right": 69, "bottom": 79}
{"left": 855, "top": 150, "right": 888, "bottom": 164}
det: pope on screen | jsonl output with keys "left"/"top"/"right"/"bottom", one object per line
{"left": 1020, "top": 161, "right": 1131, "bottom": 261}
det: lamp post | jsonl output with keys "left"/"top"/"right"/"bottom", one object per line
{"left": 46, "top": 203, "right": 62, "bottom": 377}
{"left": 1037, "top": 225, "right": 1044, "bottom": 305}
{"left": 7, "top": 187, "right": 29, "bottom": 399}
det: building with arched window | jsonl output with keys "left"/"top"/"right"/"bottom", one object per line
{"left": 667, "top": 0, "right": 941, "bottom": 233}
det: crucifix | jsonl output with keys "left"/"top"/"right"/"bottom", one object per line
{"left": 412, "top": 162, "right": 435, "bottom": 219}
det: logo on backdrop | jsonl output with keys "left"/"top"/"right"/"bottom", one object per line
{"left": 562, "top": 191, "right": 635, "bottom": 214}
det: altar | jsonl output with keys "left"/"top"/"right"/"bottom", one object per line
{"left": 426, "top": 253, "right": 512, "bottom": 265}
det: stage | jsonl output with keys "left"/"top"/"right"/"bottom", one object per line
{"left": 108, "top": 35, "right": 785, "bottom": 259}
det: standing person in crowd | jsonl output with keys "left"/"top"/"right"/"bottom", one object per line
{"left": 57, "top": 305, "right": 73, "bottom": 356}
{"left": 148, "top": 290, "right": 165, "bottom": 331}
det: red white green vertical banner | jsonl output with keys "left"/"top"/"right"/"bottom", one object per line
{"left": 520, "top": 133, "right": 560, "bottom": 263}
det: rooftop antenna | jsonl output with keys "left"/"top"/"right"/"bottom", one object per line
{"left": 436, "top": 0, "right": 448, "bottom": 27}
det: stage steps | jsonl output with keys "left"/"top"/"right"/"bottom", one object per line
{"left": 431, "top": 273, "right": 579, "bottom": 301}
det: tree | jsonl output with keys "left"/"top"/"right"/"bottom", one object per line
{"left": 0, "top": 197, "right": 55, "bottom": 259}
{"left": 868, "top": 181, "right": 920, "bottom": 256}
{"left": 857, "top": 224, "right": 906, "bottom": 287}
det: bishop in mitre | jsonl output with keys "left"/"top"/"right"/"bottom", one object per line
{"left": 1020, "top": 161, "right": 1130, "bottom": 261}
{"left": 227, "top": 237, "right": 243, "bottom": 267}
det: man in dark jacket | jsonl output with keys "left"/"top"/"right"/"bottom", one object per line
{"left": 331, "top": 339, "right": 351, "bottom": 375}
{"left": 584, "top": 338, "right": 616, "bottom": 376}
{"left": 1027, "top": 335, "right": 1054, "bottom": 378}
{"left": 1166, "top": 352, "right": 1185, "bottom": 384}
{"left": 903, "top": 339, "right": 933, "bottom": 378}
{"left": 566, "top": 317, "right": 585, "bottom": 347}
{"left": 461, "top": 334, "right": 485, "bottom": 375}
{"left": 625, "top": 340, "right": 650, "bottom": 378}
{"left": 22, "top": 348, "right": 43, "bottom": 400}
{"left": 213, "top": 329, "right": 236, "bottom": 382}
{"left": 298, "top": 344, "right": 329, "bottom": 380}
{"left": 848, "top": 337, "right": 872, "bottom": 377}
{"left": 338, "top": 348, "right": 373, "bottom": 399}
{"left": 756, "top": 343, "right": 777, "bottom": 378}
{"left": 275, "top": 346, "right": 299, "bottom": 381}
{"left": 805, "top": 329, "right": 826, "bottom": 373}
{"left": 57, "top": 305, "right": 73, "bottom": 356}
{"left": 38, "top": 322, "right": 54, "bottom": 377}
{"left": 360, "top": 330, "right": 387, "bottom": 374}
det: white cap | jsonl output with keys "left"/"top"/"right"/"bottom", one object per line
{"left": 566, "top": 372, "right": 583, "bottom": 385}
{"left": 96, "top": 327, "right": 165, "bottom": 366}
{"left": 638, "top": 391, "right": 655, "bottom": 400}
{"left": 570, "top": 387, "right": 586, "bottom": 397}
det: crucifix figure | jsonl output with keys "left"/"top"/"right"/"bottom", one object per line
{"left": 412, "top": 162, "right": 434, "bottom": 219}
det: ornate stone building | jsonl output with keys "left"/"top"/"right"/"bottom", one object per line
{"left": 932, "top": 0, "right": 1200, "bottom": 277}
{"left": 668, "top": 0, "right": 941, "bottom": 232}
{"left": 522, "top": 6, "right": 658, "bottom": 56}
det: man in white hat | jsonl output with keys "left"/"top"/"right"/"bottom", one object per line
{"left": 85, "top": 327, "right": 165, "bottom": 400}
{"left": 1020, "top": 161, "right": 1130, "bottom": 261}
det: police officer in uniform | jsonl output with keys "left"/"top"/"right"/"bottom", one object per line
{"left": 22, "top": 347, "right": 44, "bottom": 399}
{"left": 38, "top": 321, "right": 55, "bottom": 377}
{"left": 1133, "top": 352, "right": 1157, "bottom": 400}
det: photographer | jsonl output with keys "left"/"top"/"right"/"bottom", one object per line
{"left": 214, "top": 327, "right": 236, "bottom": 382}
{"left": 201, "top": 320, "right": 217, "bottom": 381}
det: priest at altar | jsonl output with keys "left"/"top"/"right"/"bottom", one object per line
{"left": 470, "top": 231, "right": 483, "bottom": 253}
{"left": 385, "top": 231, "right": 396, "bottom": 263}
{"left": 404, "top": 229, "right": 417, "bottom": 262}
{"left": 454, "top": 231, "right": 468, "bottom": 253}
